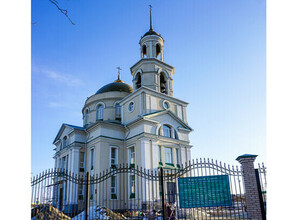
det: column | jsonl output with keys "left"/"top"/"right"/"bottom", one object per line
{"left": 180, "top": 145, "right": 186, "bottom": 165}
{"left": 71, "top": 148, "right": 80, "bottom": 174}
{"left": 140, "top": 138, "right": 151, "bottom": 202}
{"left": 151, "top": 140, "right": 158, "bottom": 169}
{"left": 54, "top": 158, "right": 57, "bottom": 169}
{"left": 236, "top": 154, "right": 263, "bottom": 220}
{"left": 70, "top": 148, "right": 80, "bottom": 205}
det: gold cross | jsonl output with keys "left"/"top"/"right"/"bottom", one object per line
{"left": 116, "top": 66, "right": 122, "bottom": 80}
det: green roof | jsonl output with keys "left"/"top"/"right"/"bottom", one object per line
{"left": 96, "top": 81, "right": 133, "bottom": 95}
{"left": 236, "top": 154, "right": 258, "bottom": 161}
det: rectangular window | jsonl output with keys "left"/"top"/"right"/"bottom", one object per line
{"left": 163, "top": 125, "right": 171, "bottom": 138}
{"left": 78, "top": 185, "right": 83, "bottom": 200}
{"left": 128, "top": 147, "right": 135, "bottom": 168}
{"left": 111, "top": 176, "right": 117, "bottom": 199}
{"left": 111, "top": 147, "right": 118, "bottom": 168}
{"left": 62, "top": 157, "right": 66, "bottom": 170}
{"left": 115, "top": 104, "right": 121, "bottom": 120}
{"left": 79, "top": 152, "right": 85, "bottom": 172}
{"left": 129, "top": 175, "right": 135, "bottom": 199}
{"left": 176, "top": 148, "right": 179, "bottom": 165}
{"left": 90, "top": 184, "right": 93, "bottom": 200}
{"left": 65, "top": 155, "right": 69, "bottom": 171}
{"left": 165, "top": 147, "right": 173, "bottom": 164}
{"left": 158, "top": 146, "right": 162, "bottom": 163}
{"left": 90, "top": 149, "right": 94, "bottom": 170}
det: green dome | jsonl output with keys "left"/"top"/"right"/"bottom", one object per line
{"left": 95, "top": 80, "right": 133, "bottom": 95}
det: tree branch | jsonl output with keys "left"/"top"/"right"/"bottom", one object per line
{"left": 49, "top": 0, "right": 75, "bottom": 25}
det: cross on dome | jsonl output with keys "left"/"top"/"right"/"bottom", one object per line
{"left": 115, "top": 66, "right": 123, "bottom": 82}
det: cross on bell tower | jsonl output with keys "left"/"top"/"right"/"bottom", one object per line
{"left": 149, "top": 5, "right": 153, "bottom": 31}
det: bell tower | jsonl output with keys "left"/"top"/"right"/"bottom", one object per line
{"left": 131, "top": 6, "right": 174, "bottom": 96}
{"left": 139, "top": 5, "right": 164, "bottom": 61}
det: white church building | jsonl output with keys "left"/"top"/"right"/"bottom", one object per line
{"left": 52, "top": 8, "right": 193, "bottom": 211}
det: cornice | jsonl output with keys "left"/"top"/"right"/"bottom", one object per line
{"left": 119, "top": 86, "right": 188, "bottom": 106}
{"left": 130, "top": 58, "right": 174, "bottom": 73}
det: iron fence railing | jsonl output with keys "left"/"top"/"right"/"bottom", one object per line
{"left": 31, "top": 158, "right": 266, "bottom": 220}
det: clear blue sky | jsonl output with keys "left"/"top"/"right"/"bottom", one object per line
{"left": 31, "top": 0, "right": 266, "bottom": 175}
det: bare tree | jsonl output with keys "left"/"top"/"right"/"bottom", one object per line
{"left": 48, "top": 0, "right": 75, "bottom": 25}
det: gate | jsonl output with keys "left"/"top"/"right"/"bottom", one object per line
{"left": 31, "top": 158, "right": 266, "bottom": 219}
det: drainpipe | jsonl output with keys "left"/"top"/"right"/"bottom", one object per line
{"left": 84, "top": 129, "right": 90, "bottom": 174}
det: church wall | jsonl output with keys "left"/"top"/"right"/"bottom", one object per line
{"left": 84, "top": 91, "right": 128, "bottom": 110}
{"left": 144, "top": 123, "right": 155, "bottom": 134}
{"left": 86, "top": 138, "right": 125, "bottom": 174}
{"left": 126, "top": 124, "right": 143, "bottom": 139}
{"left": 74, "top": 131, "right": 87, "bottom": 143}
{"left": 83, "top": 91, "right": 129, "bottom": 125}
{"left": 100, "top": 126, "right": 124, "bottom": 140}
{"left": 177, "top": 130, "right": 190, "bottom": 142}
{"left": 122, "top": 94, "right": 141, "bottom": 124}
{"left": 88, "top": 124, "right": 124, "bottom": 141}
{"left": 142, "top": 92, "right": 186, "bottom": 122}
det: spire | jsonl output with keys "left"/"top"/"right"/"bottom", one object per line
{"left": 149, "top": 5, "right": 153, "bottom": 31}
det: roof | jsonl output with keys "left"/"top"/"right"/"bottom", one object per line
{"left": 143, "top": 109, "right": 193, "bottom": 131}
{"left": 53, "top": 123, "right": 85, "bottom": 144}
{"left": 95, "top": 81, "right": 133, "bottom": 95}
{"left": 63, "top": 123, "right": 85, "bottom": 130}
{"left": 142, "top": 29, "right": 162, "bottom": 38}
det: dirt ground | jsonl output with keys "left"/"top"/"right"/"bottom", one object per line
{"left": 31, "top": 204, "right": 71, "bottom": 220}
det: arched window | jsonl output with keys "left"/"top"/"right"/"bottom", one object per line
{"left": 142, "top": 45, "right": 147, "bottom": 57}
{"left": 96, "top": 105, "right": 104, "bottom": 121}
{"left": 160, "top": 73, "right": 167, "bottom": 94}
{"left": 84, "top": 109, "right": 89, "bottom": 125}
{"left": 162, "top": 125, "right": 171, "bottom": 138}
{"left": 156, "top": 44, "right": 161, "bottom": 58}
{"left": 63, "top": 136, "right": 67, "bottom": 148}
{"left": 115, "top": 103, "right": 121, "bottom": 120}
{"left": 135, "top": 73, "right": 141, "bottom": 89}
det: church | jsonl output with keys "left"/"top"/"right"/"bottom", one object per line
{"left": 52, "top": 8, "right": 193, "bottom": 208}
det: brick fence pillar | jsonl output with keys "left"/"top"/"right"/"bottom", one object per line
{"left": 236, "top": 154, "right": 263, "bottom": 220}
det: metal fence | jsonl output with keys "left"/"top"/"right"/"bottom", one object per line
{"left": 31, "top": 158, "right": 266, "bottom": 220}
